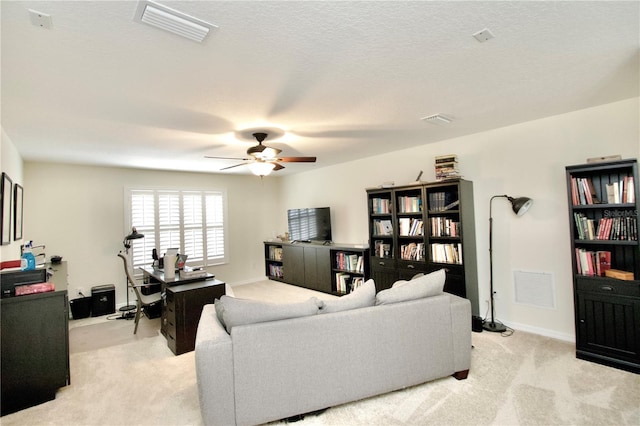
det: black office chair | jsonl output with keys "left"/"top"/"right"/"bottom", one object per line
{"left": 117, "top": 253, "right": 162, "bottom": 334}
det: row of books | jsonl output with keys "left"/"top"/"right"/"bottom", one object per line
{"left": 268, "top": 246, "right": 283, "bottom": 261}
{"left": 430, "top": 243, "right": 463, "bottom": 265}
{"left": 570, "top": 175, "right": 635, "bottom": 205}
{"left": 428, "top": 192, "right": 460, "bottom": 212}
{"left": 400, "top": 242, "right": 424, "bottom": 261}
{"left": 373, "top": 219, "right": 393, "bottom": 235}
{"left": 335, "top": 273, "right": 364, "bottom": 294}
{"left": 398, "top": 218, "right": 424, "bottom": 236}
{"left": 397, "top": 196, "right": 422, "bottom": 213}
{"left": 430, "top": 217, "right": 460, "bottom": 237}
{"left": 268, "top": 264, "right": 283, "bottom": 278}
{"left": 371, "top": 197, "right": 391, "bottom": 214}
{"left": 374, "top": 240, "right": 392, "bottom": 258}
{"left": 574, "top": 212, "right": 638, "bottom": 241}
{"left": 435, "top": 154, "right": 461, "bottom": 180}
{"left": 575, "top": 249, "right": 611, "bottom": 277}
{"left": 334, "top": 252, "right": 364, "bottom": 273}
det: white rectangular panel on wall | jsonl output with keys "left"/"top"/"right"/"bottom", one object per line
{"left": 513, "top": 270, "right": 556, "bottom": 309}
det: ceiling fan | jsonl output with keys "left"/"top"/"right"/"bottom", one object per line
{"left": 205, "top": 132, "right": 316, "bottom": 176}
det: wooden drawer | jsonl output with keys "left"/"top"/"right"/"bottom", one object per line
{"left": 576, "top": 276, "right": 640, "bottom": 297}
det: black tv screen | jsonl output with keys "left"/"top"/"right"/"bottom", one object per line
{"left": 287, "top": 207, "right": 332, "bottom": 242}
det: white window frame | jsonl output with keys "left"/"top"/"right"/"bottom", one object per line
{"left": 124, "top": 186, "right": 228, "bottom": 271}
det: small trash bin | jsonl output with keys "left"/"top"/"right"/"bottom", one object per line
{"left": 70, "top": 297, "right": 91, "bottom": 319}
{"left": 91, "top": 284, "right": 115, "bottom": 317}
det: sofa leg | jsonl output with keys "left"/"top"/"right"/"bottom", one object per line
{"left": 452, "top": 369, "right": 469, "bottom": 380}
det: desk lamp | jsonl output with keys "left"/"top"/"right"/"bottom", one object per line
{"left": 484, "top": 195, "right": 533, "bottom": 332}
{"left": 119, "top": 227, "right": 144, "bottom": 319}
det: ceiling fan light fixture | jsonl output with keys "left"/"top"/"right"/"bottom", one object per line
{"left": 248, "top": 161, "right": 275, "bottom": 177}
{"left": 134, "top": 0, "right": 217, "bottom": 42}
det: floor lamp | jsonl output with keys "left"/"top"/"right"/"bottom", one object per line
{"left": 484, "top": 195, "right": 533, "bottom": 332}
{"left": 118, "top": 227, "right": 144, "bottom": 319}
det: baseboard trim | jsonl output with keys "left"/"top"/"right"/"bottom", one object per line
{"left": 507, "top": 320, "right": 575, "bottom": 343}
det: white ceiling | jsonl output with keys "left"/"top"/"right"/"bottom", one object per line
{"left": 2, "top": 1, "right": 639, "bottom": 176}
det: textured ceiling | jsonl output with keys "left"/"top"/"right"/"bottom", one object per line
{"left": 2, "top": 1, "right": 639, "bottom": 175}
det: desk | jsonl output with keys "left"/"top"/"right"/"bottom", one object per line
{"left": 141, "top": 267, "right": 225, "bottom": 355}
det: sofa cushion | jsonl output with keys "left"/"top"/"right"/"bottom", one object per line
{"left": 320, "top": 279, "right": 376, "bottom": 314}
{"left": 375, "top": 269, "right": 446, "bottom": 305}
{"left": 217, "top": 295, "right": 324, "bottom": 333}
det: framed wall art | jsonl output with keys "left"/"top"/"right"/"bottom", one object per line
{"left": 14, "top": 183, "right": 23, "bottom": 240}
{"left": 1, "top": 172, "right": 13, "bottom": 245}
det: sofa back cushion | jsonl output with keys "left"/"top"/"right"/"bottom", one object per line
{"left": 320, "top": 279, "right": 376, "bottom": 314}
{"left": 215, "top": 295, "right": 324, "bottom": 333}
{"left": 375, "top": 268, "right": 446, "bottom": 305}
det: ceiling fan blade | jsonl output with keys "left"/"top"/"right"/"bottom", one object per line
{"left": 278, "top": 156, "right": 317, "bottom": 163}
{"left": 205, "top": 156, "right": 252, "bottom": 161}
{"left": 220, "top": 163, "right": 249, "bottom": 171}
{"left": 273, "top": 163, "right": 285, "bottom": 171}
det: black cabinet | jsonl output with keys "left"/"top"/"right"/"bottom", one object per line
{"left": 566, "top": 159, "right": 640, "bottom": 373}
{"left": 366, "top": 179, "right": 479, "bottom": 315}
{"left": 265, "top": 242, "right": 368, "bottom": 295}
{"left": 1, "top": 289, "right": 70, "bottom": 415}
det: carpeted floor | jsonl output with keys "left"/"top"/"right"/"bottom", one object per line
{"left": 2, "top": 280, "right": 639, "bottom": 426}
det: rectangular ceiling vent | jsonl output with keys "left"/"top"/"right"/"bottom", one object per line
{"left": 421, "top": 114, "right": 452, "bottom": 125}
{"left": 134, "top": 0, "right": 217, "bottom": 43}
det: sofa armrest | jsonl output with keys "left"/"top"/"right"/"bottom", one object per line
{"left": 448, "top": 294, "right": 472, "bottom": 374}
{"left": 195, "top": 304, "right": 235, "bottom": 426}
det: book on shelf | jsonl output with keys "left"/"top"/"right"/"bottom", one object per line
{"left": 430, "top": 217, "right": 460, "bottom": 237}
{"left": 575, "top": 248, "right": 611, "bottom": 277}
{"left": 428, "top": 191, "right": 459, "bottom": 211}
{"left": 371, "top": 197, "right": 391, "bottom": 214}
{"left": 374, "top": 240, "right": 392, "bottom": 258}
{"left": 400, "top": 242, "right": 424, "bottom": 261}
{"left": 373, "top": 219, "right": 393, "bottom": 235}
{"left": 335, "top": 252, "right": 364, "bottom": 273}
{"left": 570, "top": 177, "right": 600, "bottom": 205}
{"left": 269, "top": 246, "right": 283, "bottom": 261}
{"left": 397, "top": 195, "right": 421, "bottom": 213}
{"left": 399, "top": 217, "right": 424, "bottom": 236}
{"left": 351, "top": 277, "right": 365, "bottom": 292}
{"left": 335, "top": 272, "right": 351, "bottom": 294}
{"left": 577, "top": 213, "right": 638, "bottom": 241}
{"left": 429, "top": 243, "right": 462, "bottom": 265}
{"left": 604, "top": 176, "right": 635, "bottom": 204}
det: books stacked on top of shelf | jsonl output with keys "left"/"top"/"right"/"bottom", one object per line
{"left": 575, "top": 249, "right": 611, "bottom": 276}
{"left": 574, "top": 212, "right": 638, "bottom": 241}
{"left": 371, "top": 197, "right": 391, "bottom": 214}
{"left": 268, "top": 264, "right": 283, "bottom": 278}
{"left": 400, "top": 242, "right": 424, "bottom": 261}
{"left": 428, "top": 191, "right": 459, "bottom": 211}
{"left": 430, "top": 243, "right": 462, "bottom": 264}
{"left": 335, "top": 252, "right": 364, "bottom": 273}
{"left": 397, "top": 195, "right": 421, "bottom": 213}
{"left": 398, "top": 217, "right": 424, "bottom": 236}
{"left": 435, "top": 154, "right": 461, "bottom": 181}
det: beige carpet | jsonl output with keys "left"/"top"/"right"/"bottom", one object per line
{"left": 2, "top": 280, "right": 639, "bottom": 426}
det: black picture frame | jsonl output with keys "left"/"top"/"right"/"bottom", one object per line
{"left": 1, "top": 172, "right": 13, "bottom": 245}
{"left": 13, "top": 183, "right": 23, "bottom": 241}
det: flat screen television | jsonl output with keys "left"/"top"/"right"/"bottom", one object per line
{"left": 287, "top": 207, "right": 332, "bottom": 243}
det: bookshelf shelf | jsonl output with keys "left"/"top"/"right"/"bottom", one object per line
{"left": 565, "top": 158, "right": 640, "bottom": 374}
{"left": 366, "top": 179, "right": 479, "bottom": 316}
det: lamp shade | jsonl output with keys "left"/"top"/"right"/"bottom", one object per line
{"left": 509, "top": 197, "right": 533, "bottom": 216}
{"left": 249, "top": 161, "right": 275, "bottom": 176}
{"left": 124, "top": 227, "right": 144, "bottom": 240}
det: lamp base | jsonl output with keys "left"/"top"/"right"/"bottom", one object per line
{"left": 482, "top": 320, "right": 507, "bottom": 333}
{"left": 117, "top": 305, "right": 136, "bottom": 320}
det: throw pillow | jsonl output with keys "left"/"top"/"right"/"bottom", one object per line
{"left": 375, "top": 268, "right": 446, "bottom": 305}
{"left": 320, "top": 279, "right": 376, "bottom": 314}
{"left": 219, "top": 295, "right": 324, "bottom": 333}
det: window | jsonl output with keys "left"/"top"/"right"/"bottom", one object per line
{"left": 126, "top": 188, "right": 227, "bottom": 269}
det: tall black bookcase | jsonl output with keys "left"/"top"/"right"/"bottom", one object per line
{"left": 366, "top": 179, "right": 479, "bottom": 316}
{"left": 565, "top": 159, "right": 640, "bottom": 373}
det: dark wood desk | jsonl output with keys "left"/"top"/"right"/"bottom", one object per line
{"left": 141, "top": 267, "right": 225, "bottom": 355}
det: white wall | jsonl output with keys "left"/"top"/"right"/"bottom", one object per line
{"left": 0, "top": 128, "right": 24, "bottom": 261}
{"left": 280, "top": 98, "right": 640, "bottom": 341}
{"left": 23, "top": 163, "right": 281, "bottom": 305}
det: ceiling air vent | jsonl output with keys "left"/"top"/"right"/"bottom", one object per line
{"left": 134, "top": 0, "right": 217, "bottom": 43}
{"left": 421, "top": 114, "right": 453, "bottom": 125}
